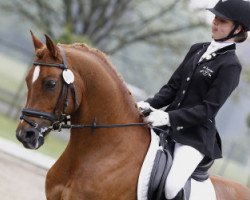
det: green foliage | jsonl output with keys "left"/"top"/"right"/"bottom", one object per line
{"left": 242, "top": 69, "right": 250, "bottom": 84}
{"left": 0, "top": 114, "right": 17, "bottom": 142}
{"left": 247, "top": 113, "right": 250, "bottom": 128}
{"left": 0, "top": 0, "right": 210, "bottom": 93}
{"left": 56, "top": 25, "right": 92, "bottom": 45}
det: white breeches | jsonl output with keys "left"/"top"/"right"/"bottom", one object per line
{"left": 164, "top": 143, "right": 205, "bottom": 199}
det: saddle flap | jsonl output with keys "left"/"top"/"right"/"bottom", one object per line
{"left": 148, "top": 149, "right": 173, "bottom": 200}
{"left": 148, "top": 149, "right": 166, "bottom": 196}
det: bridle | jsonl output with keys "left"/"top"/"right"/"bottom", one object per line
{"left": 20, "top": 46, "right": 148, "bottom": 136}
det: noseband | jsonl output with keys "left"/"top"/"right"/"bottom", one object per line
{"left": 20, "top": 46, "right": 148, "bottom": 135}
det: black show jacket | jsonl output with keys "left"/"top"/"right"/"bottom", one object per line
{"left": 146, "top": 42, "right": 241, "bottom": 159}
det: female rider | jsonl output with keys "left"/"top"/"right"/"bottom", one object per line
{"left": 138, "top": 0, "right": 250, "bottom": 199}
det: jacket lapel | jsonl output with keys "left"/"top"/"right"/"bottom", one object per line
{"left": 192, "top": 43, "right": 209, "bottom": 69}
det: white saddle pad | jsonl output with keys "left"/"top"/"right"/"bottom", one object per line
{"left": 137, "top": 130, "right": 217, "bottom": 200}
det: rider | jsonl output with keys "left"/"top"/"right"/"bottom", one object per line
{"left": 138, "top": 0, "right": 250, "bottom": 199}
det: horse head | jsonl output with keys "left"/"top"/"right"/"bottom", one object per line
{"left": 16, "top": 32, "right": 83, "bottom": 149}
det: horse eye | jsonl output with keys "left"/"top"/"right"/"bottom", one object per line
{"left": 44, "top": 80, "right": 57, "bottom": 90}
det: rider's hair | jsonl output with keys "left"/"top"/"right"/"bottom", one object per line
{"left": 234, "top": 26, "right": 248, "bottom": 43}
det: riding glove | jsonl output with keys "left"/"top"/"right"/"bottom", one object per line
{"left": 137, "top": 101, "right": 151, "bottom": 111}
{"left": 146, "top": 109, "right": 171, "bottom": 127}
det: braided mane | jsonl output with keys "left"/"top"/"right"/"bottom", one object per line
{"left": 64, "top": 43, "right": 114, "bottom": 70}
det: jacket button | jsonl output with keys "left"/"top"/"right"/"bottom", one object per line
{"left": 182, "top": 90, "right": 186, "bottom": 94}
{"left": 177, "top": 103, "right": 181, "bottom": 107}
{"left": 176, "top": 126, "right": 184, "bottom": 131}
{"left": 186, "top": 77, "right": 190, "bottom": 81}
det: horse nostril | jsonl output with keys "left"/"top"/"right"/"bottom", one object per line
{"left": 23, "top": 129, "right": 37, "bottom": 142}
{"left": 26, "top": 130, "right": 35, "bottom": 139}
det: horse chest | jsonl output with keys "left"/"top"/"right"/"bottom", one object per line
{"left": 46, "top": 169, "right": 137, "bottom": 200}
{"left": 47, "top": 181, "right": 89, "bottom": 200}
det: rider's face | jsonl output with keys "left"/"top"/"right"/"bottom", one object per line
{"left": 211, "top": 16, "right": 239, "bottom": 41}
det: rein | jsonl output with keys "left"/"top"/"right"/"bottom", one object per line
{"left": 20, "top": 46, "right": 149, "bottom": 135}
{"left": 55, "top": 120, "right": 149, "bottom": 131}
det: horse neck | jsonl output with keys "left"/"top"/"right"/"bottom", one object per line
{"left": 68, "top": 50, "right": 149, "bottom": 153}
{"left": 76, "top": 63, "right": 139, "bottom": 124}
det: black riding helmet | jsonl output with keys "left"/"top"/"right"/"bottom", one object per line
{"left": 207, "top": 0, "right": 250, "bottom": 42}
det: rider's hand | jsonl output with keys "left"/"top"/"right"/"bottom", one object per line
{"left": 137, "top": 101, "right": 151, "bottom": 111}
{"left": 145, "top": 109, "right": 170, "bottom": 127}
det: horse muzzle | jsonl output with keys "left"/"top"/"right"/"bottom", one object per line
{"left": 16, "top": 108, "right": 57, "bottom": 149}
{"left": 16, "top": 126, "right": 48, "bottom": 149}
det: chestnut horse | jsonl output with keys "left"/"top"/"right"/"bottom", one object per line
{"left": 16, "top": 33, "right": 250, "bottom": 200}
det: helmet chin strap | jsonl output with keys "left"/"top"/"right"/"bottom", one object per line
{"left": 214, "top": 23, "right": 240, "bottom": 42}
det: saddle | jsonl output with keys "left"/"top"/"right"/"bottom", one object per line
{"left": 147, "top": 130, "right": 213, "bottom": 200}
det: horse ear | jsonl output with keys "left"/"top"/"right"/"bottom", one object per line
{"left": 30, "top": 30, "right": 44, "bottom": 51}
{"left": 45, "top": 34, "right": 59, "bottom": 58}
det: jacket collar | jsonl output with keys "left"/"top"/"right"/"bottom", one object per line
{"left": 197, "top": 43, "right": 236, "bottom": 65}
{"left": 215, "top": 43, "right": 236, "bottom": 54}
